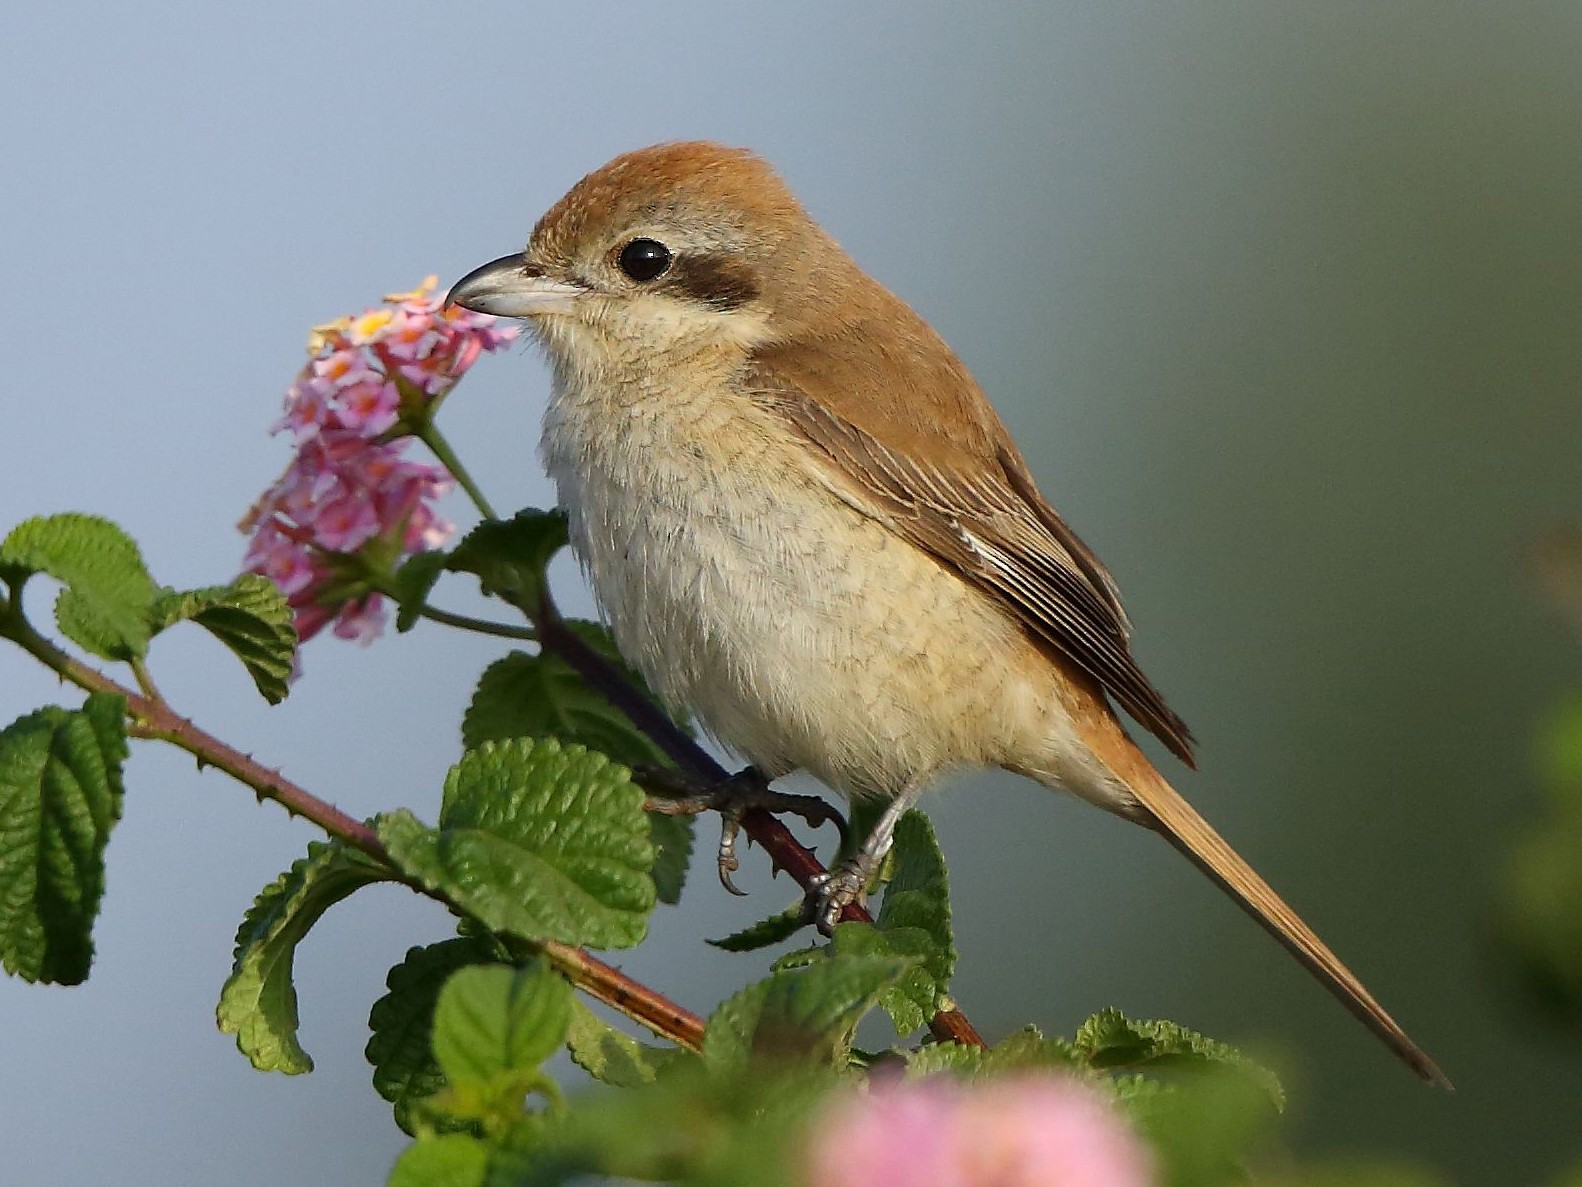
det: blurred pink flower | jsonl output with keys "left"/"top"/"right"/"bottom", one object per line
{"left": 806, "top": 1075, "right": 1154, "bottom": 1187}
{"left": 241, "top": 277, "right": 516, "bottom": 646}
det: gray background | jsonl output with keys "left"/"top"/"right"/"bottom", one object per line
{"left": 2, "top": 3, "right": 1578, "bottom": 1182}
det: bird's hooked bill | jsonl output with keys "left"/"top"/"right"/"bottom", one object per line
{"left": 446, "top": 253, "right": 584, "bottom": 317}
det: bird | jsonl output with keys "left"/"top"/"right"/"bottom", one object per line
{"left": 447, "top": 140, "right": 1446, "bottom": 1085}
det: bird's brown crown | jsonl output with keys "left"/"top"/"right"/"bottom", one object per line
{"left": 530, "top": 141, "right": 807, "bottom": 267}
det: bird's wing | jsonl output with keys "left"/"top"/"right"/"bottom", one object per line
{"left": 745, "top": 342, "right": 1195, "bottom": 765}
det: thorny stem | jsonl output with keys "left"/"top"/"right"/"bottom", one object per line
{"left": 534, "top": 597, "right": 988, "bottom": 1050}
{"left": 0, "top": 602, "right": 705, "bottom": 1052}
{"left": 2, "top": 550, "right": 982, "bottom": 1047}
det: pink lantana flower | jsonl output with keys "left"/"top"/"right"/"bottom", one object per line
{"left": 806, "top": 1075, "right": 1155, "bottom": 1187}
{"left": 241, "top": 277, "right": 516, "bottom": 646}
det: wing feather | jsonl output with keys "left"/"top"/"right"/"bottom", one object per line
{"left": 748, "top": 361, "right": 1195, "bottom": 765}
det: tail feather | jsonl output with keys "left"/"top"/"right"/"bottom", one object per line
{"left": 1058, "top": 705, "right": 1453, "bottom": 1087}
{"left": 1126, "top": 763, "right": 1450, "bottom": 1086}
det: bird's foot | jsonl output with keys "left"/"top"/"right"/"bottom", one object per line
{"left": 804, "top": 790, "right": 916, "bottom": 933}
{"left": 805, "top": 853, "right": 878, "bottom": 934}
{"left": 639, "top": 766, "right": 846, "bottom": 895}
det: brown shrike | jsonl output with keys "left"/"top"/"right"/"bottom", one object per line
{"left": 449, "top": 141, "right": 1445, "bottom": 1085}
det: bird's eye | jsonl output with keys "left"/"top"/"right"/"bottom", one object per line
{"left": 617, "top": 238, "right": 673, "bottom": 282}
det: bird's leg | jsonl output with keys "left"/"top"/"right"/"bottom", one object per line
{"left": 807, "top": 785, "right": 920, "bottom": 934}
{"left": 639, "top": 765, "right": 847, "bottom": 895}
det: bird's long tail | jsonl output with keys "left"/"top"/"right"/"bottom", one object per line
{"left": 1094, "top": 731, "right": 1449, "bottom": 1087}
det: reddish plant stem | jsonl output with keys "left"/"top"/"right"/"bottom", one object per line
{"left": 545, "top": 941, "right": 705, "bottom": 1048}
{"left": 0, "top": 609, "right": 707, "bottom": 1051}
{"left": 536, "top": 605, "right": 987, "bottom": 1049}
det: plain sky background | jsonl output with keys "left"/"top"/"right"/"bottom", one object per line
{"left": 3, "top": 3, "right": 1580, "bottom": 1183}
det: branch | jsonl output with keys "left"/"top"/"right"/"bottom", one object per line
{"left": 535, "top": 601, "right": 986, "bottom": 1049}
{"left": 0, "top": 611, "right": 706, "bottom": 1052}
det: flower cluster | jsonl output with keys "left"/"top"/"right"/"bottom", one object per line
{"left": 242, "top": 278, "right": 517, "bottom": 644}
{"left": 806, "top": 1075, "right": 1154, "bottom": 1187}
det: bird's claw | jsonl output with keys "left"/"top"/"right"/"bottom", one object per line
{"left": 717, "top": 813, "right": 747, "bottom": 896}
{"left": 806, "top": 855, "right": 875, "bottom": 935}
{"left": 639, "top": 766, "right": 847, "bottom": 897}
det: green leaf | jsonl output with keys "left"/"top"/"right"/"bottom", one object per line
{"left": 461, "top": 620, "right": 691, "bottom": 904}
{"left": 1073, "top": 1008, "right": 1284, "bottom": 1108}
{"left": 983, "top": 1023, "right": 1081, "bottom": 1071}
{"left": 708, "top": 902, "right": 809, "bottom": 953}
{"left": 703, "top": 953, "right": 913, "bottom": 1072}
{"left": 462, "top": 641, "right": 667, "bottom": 772}
{"left": 754, "top": 952, "right": 914, "bottom": 1064}
{"left": 0, "top": 514, "right": 157, "bottom": 660}
{"left": 1108, "top": 1072, "right": 1172, "bottom": 1110}
{"left": 901, "top": 1038, "right": 988, "bottom": 1077}
{"left": 433, "top": 961, "right": 574, "bottom": 1083}
{"left": 367, "top": 939, "right": 499, "bottom": 1135}
{"left": 751, "top": 814, "right": 954, "bottom": 1036}
{"left": 1499, "top": 816, "right": 1582, "bottom": 1025}
{"left": 1255, "top": 1162, "right": 1453, "bottom": 1187}
{"left": 1538, "top": 695, "right": 1582, "bottom": 799}
{"left": 518, "top": 1061, "right": 823, "bottom": 1187}
{"left": 565, "top": 999, "right": 686, "bottom": 1087}
{"left": 217, "top": 841, "right": 389, "bottom": 1073}
{"left": 1498, "top": 696, "right": 1582, "bottom": 1026}
{"left": 378, "top": 738, "right": 655, "bottom": 949}
{"left": 427, "top": 962, "right": 572, "bottom": 1131}
{"left": 150, "top": 575, "right": 297, "bottom": 704}
{"left": 387, "top": 1134, "right": 491, "bottom": 1187}
{"left": 0, "top": 694, "right": 126, "bottom": 984}
{"left": 905, "top": 1024, "right": 1079, "bottom": 1079}
{"left": 875, "top": 811, "right": 955, "bottom": 1006}
{"left": 768, "top": 949, "right": 822, "bottom": 974}
{"left": 1128, "top": 1064, "right": 1280, "bottom": 1187}
{"left": 770, "top": 944, "right": 824, "bottom": 972}
{"left": 830, "top": 922, "right": 940, "bottom": 1036}
{"left": 446, "top": 509, "right": 569, "bottom": 615}
{"left": 701, "top": 980, "right": 772, "bottom": 1072}
{"left": 646, "top": 811, "right": 693, "bottom": 906}
{"left": 393, "top": 550, "right": 451, "bottom": 634}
